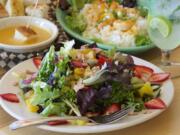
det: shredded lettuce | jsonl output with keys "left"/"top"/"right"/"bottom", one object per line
{"left": 135, "top": 35, "right": 152, "bottom": 46}
{"left": 66, "top": 12, "right": 87, "bottom": 33}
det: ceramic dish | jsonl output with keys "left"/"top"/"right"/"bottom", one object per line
{"left": 0, "top": 16, "right": 58, "bottom": 53}
{"left": 0, "top": 56, "right": 174, "bottom": 133}
{"left": 56, "top": 9, "right": 155, "bottom": 54}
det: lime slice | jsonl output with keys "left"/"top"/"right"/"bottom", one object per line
{"left": 149, "top": 16, "right": 172, "bottom": 37}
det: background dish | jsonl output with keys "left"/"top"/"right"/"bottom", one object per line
{"left": 0, "top": 16, "right": 58, "bottom": 53}
{"left": 0, "top": 56, "right": 174, "bottom": 133}
{"left": 56, "top": 9, "right": 155, "bottom": 54}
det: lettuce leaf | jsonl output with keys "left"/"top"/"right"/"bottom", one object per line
{"left": 36, "top": 46, "right": 55, "bottom": 82}
{"left": 41, "top": 102, "right": 67, "bottom": 116}
{"left": 30, "top": 81, "right": 60, "bottom": 105}
{"left": 66, "top": 12, "right": 87, "bottom": 33}
{"left": 135, "top": 35, "right": 152, "bottom": 46}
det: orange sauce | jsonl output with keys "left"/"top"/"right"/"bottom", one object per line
{"left": 0, "top": 25, "right": 51, "bottom": 46}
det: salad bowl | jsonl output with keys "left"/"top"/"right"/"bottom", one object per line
{"left": 56, "top": 0, "right": 155, "bottom": 54}
{"left": 0, "top": 41, "right": 174, "bottom": 133}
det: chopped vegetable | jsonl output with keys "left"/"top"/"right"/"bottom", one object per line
{"left": 138, "top": 82, "right": 153, "bottom": 97}
{"left": 144, "top": 98, "right": 166, "bottom": 109}
{"left": 0, "top": 93, "right": 19, "bottom": 103}
{"left": 134, "top": 65, "right": 154, "bottom": 81}
{"left": 47, "top": 120, "right": 69, "bottom": 126}
{"left": 104, "top": 103, "right": 121, "bottom": 115}
{"left": 149, "top": 73, "right": 170, "bottom": 84}
{"left": 33, "top": 57, "right": 42, "bottom": 69}
{"left": 26, "top": 99, "right": 39, "bottom": 112}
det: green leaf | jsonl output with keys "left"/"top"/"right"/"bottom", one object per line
{"left": 30, "top": 81, "right": 60, "bottom": 105}
{"left": 135, "top": 35, "right": 151, "bottom": 46}
{"left": 60, "top": 86, "right": 76, "bottom": 102}
{"left": 36, "top": 46, "right": 55, "bottom": 82}
{"left": 65, "top": 12, "right": 87, "bottom": 33}
{"left": 41, "top": 102, "right": 67, "bottom": 116}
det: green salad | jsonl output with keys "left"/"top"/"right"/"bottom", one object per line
{"left": 19, "top": 41, "right": 169, "bottom": 117}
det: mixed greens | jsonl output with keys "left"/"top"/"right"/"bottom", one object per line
{"left": 19, "top": 41, "right": 169, "bottom": 117}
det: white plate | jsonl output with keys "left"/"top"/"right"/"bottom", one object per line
{"left": 0, "top": 57, "right": 174, "bottom": 133}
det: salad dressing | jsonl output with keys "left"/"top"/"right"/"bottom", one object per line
{"left": 0, "top": 25, "right": 51, "bottom": 46}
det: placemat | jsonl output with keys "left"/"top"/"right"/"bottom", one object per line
{"left": 0, "top": 1, "right": 69, "bottom": 70}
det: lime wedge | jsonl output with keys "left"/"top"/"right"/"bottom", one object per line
{"left": 149, "top": 16, "right": 172, "bottom": 37}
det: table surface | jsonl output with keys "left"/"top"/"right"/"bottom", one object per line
{"left": 0, "top": 47, "right": 180, "bottom": 135}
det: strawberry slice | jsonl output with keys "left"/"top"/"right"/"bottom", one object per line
{"left": 71, "top": 60, "right": 88, "bottom": 68}
{"left": 47, "top": 120, "right": 69, "bottom": 126}
{"left": 134, "top": 65, "right": 154, "bottom": 81}
{"left": 33, "top": 57, "right": 42, "bottom": 69}
{"left": 104, "top": 103, "right": 121, "bottom": 115}
{"left": 149, "top": 73, "right": 170, "bottom": 84}
{"left": 0, "top": 93, "right": 19, "bottom": 103}
{"left": 144, "top": 98, "right": 166, "bottom": 109}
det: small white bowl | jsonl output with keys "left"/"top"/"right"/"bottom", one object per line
{"left": 0, "top": 16, "right": 58, "bottom": 53}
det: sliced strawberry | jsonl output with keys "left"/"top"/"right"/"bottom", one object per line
{"left": 47, "top": 120, "right": 69, "bottom": 126}
{"left": 144, "top": 98, "right": 166, "bottom": 109}
{"left": 0, "top": 93, "right": 19, "bottom": 103}
{"left": 71, "top": 60, "right": 88, "bottom": 68}
{"left": 104, "top": 103, "right": 121, "bottom": 115}
{"left": 134, "top": 65, "right": 154, "bottom": 81}
{"left": 149, "top": 73, "right": 170, "bottom": 84}
{"left": 33, "top": 57, "right": 42, "bottom": 69}
{"left": 98, "top": 55, "right": 112, "bottom": 66}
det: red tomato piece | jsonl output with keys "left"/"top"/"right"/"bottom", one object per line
{"left": 144, "top": 98, "right": 166, "bottom": 109}
{"left": 104, "top": 103, "right": 121, "bottom": 115}
{"left": 98, "top": 55, "right": 112, "bottom": 66}
{"left": 0, "top": 93, "right": 19, "bottom": 103}
{"left": 33, "top": 57, "right": 42, "bottom": 69}
{"left": 149, "top": 73, "right": 170, "bottom": 84}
